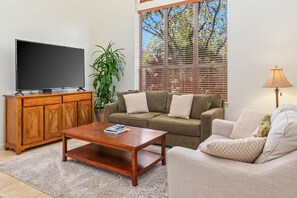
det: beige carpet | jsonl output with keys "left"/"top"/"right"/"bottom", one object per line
{"left": 0, "top": 145, "right": 168, "bottom": 198}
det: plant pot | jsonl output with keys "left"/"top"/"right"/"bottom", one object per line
{"left": 95, "top": 110, "right": 104, "bottom": 122}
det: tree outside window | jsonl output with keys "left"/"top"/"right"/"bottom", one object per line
{"left": 140, "top": 0, "right": 227, "bottom": 100}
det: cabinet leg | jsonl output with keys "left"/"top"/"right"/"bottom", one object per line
{"left": 4, "top": 144, "right": 9, "bottom": 150}
{"left": 16, "top": 149, "right": 22, "bottom": 155}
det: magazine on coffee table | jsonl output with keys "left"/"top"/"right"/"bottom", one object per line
{"left": 104, "top": 124, "right": 130, "bottom": 135}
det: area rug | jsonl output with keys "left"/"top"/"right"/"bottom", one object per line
{"left": 0, "top": 145, "right": 168, "bottom": 198}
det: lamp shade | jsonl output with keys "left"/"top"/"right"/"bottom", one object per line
{"left": 263, "top": 66, "right": 293, "bottom": 88}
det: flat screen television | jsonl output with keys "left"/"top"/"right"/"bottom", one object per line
{"left": 16, "top": 40, "right": 85, "bottom": 92}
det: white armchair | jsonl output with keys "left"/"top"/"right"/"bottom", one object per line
{"left": 167, "top": 119, "right": 297, "bottom": 198}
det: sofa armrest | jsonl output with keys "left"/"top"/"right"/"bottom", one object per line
{"left": 104, "top": 102, "right": 118, "bottom": 122}
{"left": 212, "top": 119, "right": 235, "bottom": 137}
{"left": 167, "top": 147, "right": 297, "bottom": 198}
{"left": 200, "top": 108, "right": 224, "bottom": 142}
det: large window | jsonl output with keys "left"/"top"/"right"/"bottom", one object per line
{"left": 140, "top": 0, "right": 228, "bottom": 100}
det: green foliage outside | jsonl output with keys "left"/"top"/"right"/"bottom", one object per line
{"left": 141, "top": 0, "right": 228, "bottom": 98}
{"left": 90, "top": 42, "right": 125, "bottom": 111}
{"left": 142, "top": 0, "right": 227, "bottom": 65}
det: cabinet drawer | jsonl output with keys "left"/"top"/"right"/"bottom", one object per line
{"left": 23, "top": 96, "right": 62, "bottom": 107}
{"left": 63, "top": 93, "right": 92, "bottom": 102}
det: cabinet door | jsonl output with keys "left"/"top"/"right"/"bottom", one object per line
{"left": 62, "top": 102, "right": 77, "bottom": 129}
{"left": 78, "top": 100, "right": 92, "bottom": 126}
{"left": 23, "top": 106, "right": 44, "bottom": 145}
{"left": 45, "top": 104, "right": 63, "bottom": 139}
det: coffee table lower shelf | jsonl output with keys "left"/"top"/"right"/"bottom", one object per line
{"left": 64, "top": 143, "right": 163, "bottom": 179}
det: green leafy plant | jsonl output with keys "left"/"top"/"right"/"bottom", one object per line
{"left": 90, "top": 42, "right": 125, "bottom": 111}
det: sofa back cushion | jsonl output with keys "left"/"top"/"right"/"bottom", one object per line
{"left": 165, "top": 94, "right": 174, "bottom": 113}
{"left": 190, "top": 95, "right": 212, "bottom": 119}
{"left": 146, "top": 91, "right": 168, "bottom": 113}
{"left": 255, "top": 105, "right": 297, "bottom": 163}
{"left": 117, "top": 90, "right": 139, "bottom": 112}
{"left": 165, "top": 93, "right": 217, "bottom": 117}
{"left": 209, "top": 94, "right": 222, "bottom": 108}
{"left": 270, "top": 104, "right": 297, "bottom": 123}
{"left": 230, "top": 108, "right": 266, "bottom": 139}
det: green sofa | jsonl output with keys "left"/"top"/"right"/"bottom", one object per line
{"left": 104, "top": 91, "right": 224, "bottom": 149}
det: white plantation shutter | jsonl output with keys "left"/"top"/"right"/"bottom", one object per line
{"left": 140, "top": 0, "right": 228, "bottom": 101}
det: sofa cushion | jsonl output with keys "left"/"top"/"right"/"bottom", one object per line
{"left": 149, "top": 114, "right": 201, "bottom": 137}
{"left": 255, "top": 105, "right": 297, "bottom": 163}
{"left": 230, "top": 108, "right": 266, "bottom": 139}
{"left": 117, "top": 90, "right": 139, "bottom": 112}
{"left": 190, "top": 95, "right": 212, "bottom": 119}
{"left": 199, "top": 137, "right": 267, "bottom": 163}
{"left": 146, "top": 91, "right": 168, "bottom": 113}
{"left": 199, "top": 134, "right": 229, "bottom": 147}
{"left": 165, "top": 93, "right": 175, "bottom": 113}
{"left": 109, "top": 112, "right": 162, "bottom": 128}
{"left": 169, "top": 94, "right": 194, "bottom": 119}
{"left": 124, "top": 92, "right": 149, "bottom": 114}
{"left": 197, "top": 134, "right": 229, "bottom": 151}
{"left": 209, "top": 94, "right": 222, "bottom": 108}
{"left": 165, "top": 93, "right": 221, "bottom": 113}
{"left": 270, "top": 104, "right": 297, "bottom": 123}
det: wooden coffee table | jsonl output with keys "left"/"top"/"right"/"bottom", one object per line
{"left": 61, "top": 122, "right": 167, "bottom": 186}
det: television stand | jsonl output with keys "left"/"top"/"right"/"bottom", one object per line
{"left": 15, "top": 91, "right": 24, "bottom": 96}
{"left": 42, "top": 89, "right": 52, "bottom": 94}
{"left": 77, "top": 87, "right": 86, "bottom": 92}
{"left": 4, "top": 91, "right": 94, "bottom": 154}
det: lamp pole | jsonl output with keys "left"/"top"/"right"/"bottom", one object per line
{"left": 275, "top": 87, "right": 279, "bottom": 108}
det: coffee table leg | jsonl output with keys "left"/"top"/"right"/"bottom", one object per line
{"left": 131, "top": 149, "right": 138, "bottom": 187}
{"left": 62, "top": 134, "right": 67, "bottom": 162}
{"left": 161, "top": 135, "right": 166, "bottom": 165}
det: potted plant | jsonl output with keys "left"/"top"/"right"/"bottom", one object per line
{"left": 90, "top": 41, "right": 125, "bottom": 122}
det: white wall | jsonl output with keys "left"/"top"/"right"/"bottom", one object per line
{"left": 226, "top": 0, "right": 297, "bottom": 120}
{"left": 0, "top": 0, "right": 135, "bottom": 149}
{"left": 95, "top": 0, "right": 136, "bottom": 91}
{"left": 136, "top": 0, "right": 297, "bottom": 121}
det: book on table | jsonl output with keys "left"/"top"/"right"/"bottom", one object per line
{"left": 104, "top": 124, "right": 130, "bottom": 135}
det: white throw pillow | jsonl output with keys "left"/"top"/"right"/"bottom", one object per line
{"left": 198, "top": 134, "right": 229, "bottom": 150}
{"left": 255, "top": 109, "right": 297, "bottom": 164}
{"left": 123, "top": 92, "right": 149, "bottom": 114}
{"left": 168, "top": 94, "right": 194, "bottom": 119}
{"left": 230, "top": 108, "right": 266, "bottom": 139}
{"left": 199, "top": 137, "right": 266, "bottom": 163}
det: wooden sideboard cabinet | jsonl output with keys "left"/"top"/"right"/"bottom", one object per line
{"left": 4, "top": 91, "right": 94, "bottom": 154}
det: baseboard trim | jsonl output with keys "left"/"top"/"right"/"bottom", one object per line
{"left": 0, "top": 144, "right": 4, "bottom": 150}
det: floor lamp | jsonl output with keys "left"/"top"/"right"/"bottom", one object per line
{"left": 263, "top": 66, "right": 293, "bottom": 108}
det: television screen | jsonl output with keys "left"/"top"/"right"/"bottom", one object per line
{"left": 16, "top": 40, "right": 85, "bottom": 91}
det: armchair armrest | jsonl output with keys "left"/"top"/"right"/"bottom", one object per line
{"left": 200, "top": 108, "right": 224, "bottom": 141}
{"left": 212, "top": 119, "right": 235, "bottom": 137}
{"left": 104, "top": 102, "right": 118, "bottom": 122}
{"left": 167, "top": 147, "right": 297, "bottom": 198}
